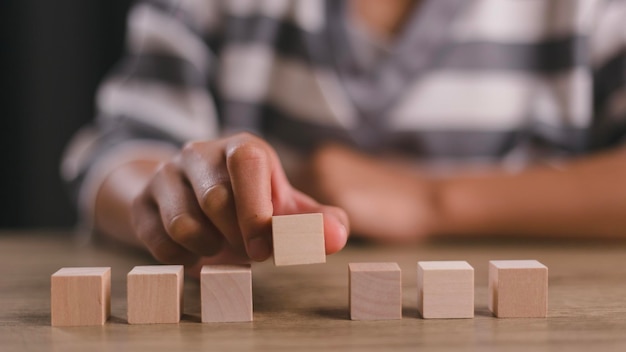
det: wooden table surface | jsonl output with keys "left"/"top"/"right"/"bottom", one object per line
{"left": 2, "top": 231, "right": 626, "bottom": 351}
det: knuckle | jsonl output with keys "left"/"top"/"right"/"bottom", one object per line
{"left": 227, "top": 141, "right": 267, "bottom": 167}
{"left": 151, "top": 162, "right": 176, "bottom": 185}
{"left": 181, "top": 140, "right": 207, "bottom": 161}
{"left": 200, "top": 183, "right": 231, "bottom": 214}
{"left": 166, "top": 214, "right": 202, "bottom": 244}
{"left": 166, "top": 213, "right": 223, "bottom": 257}
{"left": 157, "top": 160, "right": 179, "bottom": 175}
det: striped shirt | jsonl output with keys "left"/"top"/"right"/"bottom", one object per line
{"left": 62, "top": 0, "right": 626, "bottom": 222}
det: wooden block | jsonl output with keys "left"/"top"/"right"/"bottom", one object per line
{"left": 272, "top": 213, "right": 325, "bottom": 266}
{"left": 349, "top": 262, "right": 402, "bottom": 320}
{"left": 51, "top": 267, "right": 111, "bottom": 326}
{"left": 127, "top": 265, "right": 184, "bottom": 324}
{"left": 201, "top": 265, "right": 253, "bottom": 323}
{"left": 417, "top": 261, "right": 474, "bottom": 319}
{"left": 489, "top": 260, "right": 548, "bottom": 318}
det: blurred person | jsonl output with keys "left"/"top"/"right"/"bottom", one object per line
{"left": 62, "top": 0, "right": 626, "bottom": 273}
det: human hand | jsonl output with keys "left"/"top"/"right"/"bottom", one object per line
{"left": 130, "top": 133, "right": 349, "bottom": 267}
{"left": 299, "top": 144, "right": 441, "bottom": 243}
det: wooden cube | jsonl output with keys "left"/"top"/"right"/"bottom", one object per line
{"left": 489, "top": 260, "right": 548, "bottom": 318}
{"left": 349, "top": 263, "right": 402, "bottom": 320}
{"left": 417, "top": 261, "right": 474, "bottom": 319}
{"left": 127, "top": 265, "right": 184, "bottom": 324}
{"left": 51, "top": 267, "right": 111, "bottom": 326}
{"left": 201, "top": 265, "right": 253, "bottom": 323}
{"left": 272, "top": 213, "right": 325, "bottom": 266}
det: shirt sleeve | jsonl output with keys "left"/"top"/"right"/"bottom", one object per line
{"left": 60, "top": 0, "right": 224, "bottom": 229}
{"left": 590, "top": 0, "right": 626, "bottom": 149}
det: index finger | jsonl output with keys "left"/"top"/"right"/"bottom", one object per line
{"left": 225, "top": 137, "right": 276, "bottom": 261}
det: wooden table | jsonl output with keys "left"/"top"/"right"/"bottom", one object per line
{"left": 2, "top": 231, "right": 626, "bottom": 351}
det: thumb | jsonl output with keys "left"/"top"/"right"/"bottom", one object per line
{"left": 274, "top": 188, "right": 350, "bottom": 255}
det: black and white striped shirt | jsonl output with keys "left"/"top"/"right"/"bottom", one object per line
{"left": 62, "top": 0, "right": 626, "bottom": 221}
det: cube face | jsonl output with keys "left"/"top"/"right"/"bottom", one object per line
{"left": 51, "top": 267, "right": 111, "bottom": 327}
{"left": 349, "top": 263, "right": 402, "bottom": 320}
{"left": 127, "top": 265, "right": 183, "bottom": 324}
{"left": 201, "top": 265, "right": 253, "bottom": 323}
{"left": 272, "top": 213, "right": 326, "bottom": 266}
{"left": 489, "top": 260, "right": 548, "bottom": 318}
{"left": 417, "top": 261, "right": 474, "bottom": 319}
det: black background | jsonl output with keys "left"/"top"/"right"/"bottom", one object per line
{"left": 1, "top": 1, "right": 133, "bottom": 227}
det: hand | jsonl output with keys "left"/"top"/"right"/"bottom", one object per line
{"left": 130, "top": 133, "right": 349, "bottom": 266}
{"left": 298, "top": 144, "right": 441, "bottom": 243}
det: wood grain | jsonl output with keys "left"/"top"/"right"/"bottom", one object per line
{"left": 201, "top": 264, "right": 253, "bottom": 323}
{"left": 127, "top": 265, "right": 183, "bottom": 324}
{"left": 50, "top": 267, "right": 111, "bottom": 326}
{"left": 272, "top": 213, "right": 326, "bottom": 266}
{"left": 349, "top": 262, "right": 402, "bottom": 320}
{"left": 417, "top": 261, "right": 474, "bottom": 319}
{"left": 3, "top": 231, "right": 626, "bottom": 351}
{"left": 489, "top": 260, "right": 548, "bottom": 318}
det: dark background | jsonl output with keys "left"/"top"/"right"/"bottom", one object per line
{"left": 1, "top": 1, "right": 133, "bottom": 228}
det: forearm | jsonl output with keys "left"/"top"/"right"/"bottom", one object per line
{"left": 94, "top": 160, "right": 162, "bottom": 247}
{"left": 437, "top": 147, "right": 626, "bottom": 239}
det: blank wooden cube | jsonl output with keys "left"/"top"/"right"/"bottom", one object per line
{"left": 272, "top": 213, "right": 325, "bottom": 266}
{"left": 417, "top": 261, "right": 474, "bottom": 319}
{"left": 127, "top": 265, "right": 183, "bottom": 324}
{"left": 51, "top": 267, "right": 111, "bottom": 327}
{"left": 349, "top": 263, "right": 402, "bottom": 320}
{"left": 489, "top": 260, "right": 548, "bottom": 318}
{"left": 201, "top": 265, "right": 253, "bottom": 323}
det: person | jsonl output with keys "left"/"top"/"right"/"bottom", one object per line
{"left": 62, "top": 0, "right": 626, "bottom": 275}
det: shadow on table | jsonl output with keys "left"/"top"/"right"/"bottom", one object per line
{"left": 474, "top": 306, "right": 493, "bottom": 318}
{"left": 9, "top": 312, "right": 51, "bottom": 327}
{"left": 313, "top": 307, "right": 349, "bottom": 320}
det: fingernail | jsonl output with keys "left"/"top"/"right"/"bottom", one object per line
{"left": 248, "top": 237, "right": 271, "bottom": 261}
